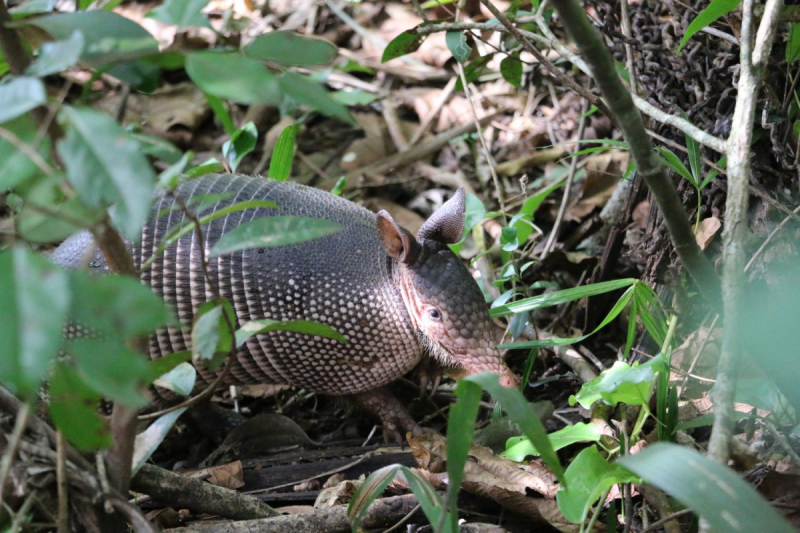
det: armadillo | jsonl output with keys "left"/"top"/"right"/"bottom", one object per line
{"left": 52, "top": 174, "right": 517, "bottom": 439}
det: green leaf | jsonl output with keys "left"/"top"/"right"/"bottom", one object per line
{"left": 191, "top": 300, "right": 235, "bottom": 368}
{"left": 245, "top": 31, "right": 337, "bottom": 66}
{"left": 382, "top": 28, "right": 425, "bottom": 62}
{"left": 454, "top": 54, "right": 493, "bottom": 91}
{"left": 205, "top": 93, "right": 235, "bottom": 134}
{"left": 23, "top": 11, "right": 159, "bottom": 65}
{"left": 49, "top": 362, "right": 110, "bottom": 451}
{"left": 657, "top": 146, "right": 696, "bottom": 188}
{"left": 445, "top": 381, "right": 483, "bottom": 532}
{"left": 557, "top": 446, "right": 640, "bottom": 523}
{"left": 153, "top": 362, "right": 196, "bottom": 396}
{"left": 157, "top": 151, "right": 192, "bottom": 190}
{"left": 788, "top": 23, "right": 800, "bottom": 62}
{"left": 26, "top": 30, "right": 84, "bottom": 77}
{"left": 502, "top": 422, "right": 602, "bottom": 461}
{"left": 677, "top": 0, "right": 740, "bottom": 53}
{"left": 445, "top": 31, "right": 471, "bottom": 63}
{"left": 680, "top": 111, "right": 703, "bottom": 187}
{"left": 514, "top": 176, "right": 566, "bottom": 243}
{"left": 0, "top": 248, "right": 70, "bottom": 399}
{"left": 210, "top": 216, "right": 343, "bottom": 257}
{"left": 131, "top": 408, "right": 187, "bottom": 476}
{"left": 491, "top": 278, "right": 635, "bottom": 318}
{"left": 0, "top": 116, "right": 50, "bottom": 191}
{"left": 619, "top": 443, "right": 796, "bottom": 533}
{"left": 11, "top": 0, "right": 58, "bottom": 15}
{"left": 0, "top": 77, "right": 46, "bottom": 124}
{"left": 466, "top": 372, "right": 565, "bottom": 484}
{"left": 185, "top": 158, "right": 225, "bottom": 179}
{"left": 268, "top": 124, "right": 298, "bottom": 181}
{"left": 500, "top": 53, "right": 523, "bottom": 88}
{"left": 57, "top": 106, "right": 156, "bottom": 240}
{"left": 235, "top": 319, "right": 346, "bottom": 348}
{"left": 348, "top": 464, "right": 402, "bottom": 530}
{"left": 68, "top": 272, "right": 172, "bottom": 339}
{"left": 223, "top": 122, "right": 258, "bottom": 173}
{"left": 186, "top": 51, "right": 281, "bottom": 105}
{"left": 67, "top": 338, "right": 152, "bottom": 406}
{"left": 348, "top": 464, "right": 447, "bottom": 531}
{"left": 147, "top": 0, "right": 211, "bottom": 29}
{"left": 569, "top": 354, "right": 667, "bottom": 410}
{"left": 278, "top": 72, "right": 354, "bottom": 124}
{"left": 330, "top": 176, "right": 347, "bottom": 196}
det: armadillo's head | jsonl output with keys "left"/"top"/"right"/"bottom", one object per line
{"left": 376, "top": 189, "right": 518, "bottom": 388}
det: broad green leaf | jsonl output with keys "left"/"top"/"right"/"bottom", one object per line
{"left": 131, "top": 408, "right": 187, "bottom": 476}
{"left": 444, "top": 381, "right": 482, "bottom": 531}
{"left": 0, "top": 77, "right": 46, "bottom": 124}
{"left": 445, "top": 31, "right": 471, "bottom": 63}
{"left": 331, "top": 89, "right": 378, "bottom": 106}
{"left": 657, "top": 146, "right": 696, "bottom": 188}
{"left": 491, "top": 278, "right": 635, "bottom": 317}
{"left": 268, "top": 124, "right": 298, "bottom": 181}
{"left": 569, "top": 355, "right": 667, "bottom": 410}
{"left": 185, "top": 159, "right": 225, "bottom": 179}
{"left": 787, "top": 24, "right": 800, "bottom": 62}
{"left": 67, "top": 338, "right": 152, "bottom": 406}
{"left": 466, "top": 372, "right": 565, "bottom": 483}
{"left": 0, "top": 115, "right": 50, "bottom": 191}
{"left": 278, "top": 72, "right": 353, "bottom": 124}
{"left": 153, "top": 362, "right": 196, "bottom": 396}
{"left": 26, "top": 30, "right": 84, "bottom": 77}
{"left": 186, "top": 51, "right": 281, "bottom": 105}
{"left": 24, "top": 11, "right": 159, "bottom": 65}
{"left": 619, "top": 443, "right": 796, "bottom": 533}
{"left": 68, "top": 272, "right": 172, "bottom": 339}
{"left": 235, "top": 319, "right": 346, "bottom": 348}
{"left": 500, "top": 54, "right": 523, "bottom": 88}
{"left": 245, "top": 32, "right": 337, "bottom": 66}
{"left": 157, "top": 151, "right": 192, "bottom": 190}
{"left": 514, "top": 176, "right": 566, "bottom": 243}
{"left": 210, "top": 216, "right": 343, "bottom": 257}
{"left": 382, "top": 28, "right": 425, "bottom": 62}
{"left": 223, "top": 122, "right": 258, "bottom": 173}
{"left": 502, "top": 422, "right": 602, "bottom": 461}
{"left": 557, "top": 446, "right": 640, "bottom": 523}
{"left": 145, "top": 350, "right": 192, "bottom": 384}
{"left": 147, "top": 0, "right": 211, "bottom": 29}
{"left": 0, "top": 248, "right": 70, "bottom": 399}
{"left": 57, "top": 106, "right": 156, "bottom": 240}
{"left": 191, "top": 300, "right": 235, "bottom": 368}
{"left": 49, "top": 362, "right": 110, "bottom": 451}
{"left": 677, "top": 0, "right": 740, "bottom": 53}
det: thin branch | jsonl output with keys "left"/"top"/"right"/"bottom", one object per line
{"left": 707, "top": 0, "right": 784, "bottom": 465}
{"left": 0, "top": 402, "right": 30, "bottom": 504}
{"left": 414, "top": 18, "right": 727, "bottom": 153}
{"left": 547, "top": 0, "right": 721, "bottom": 306}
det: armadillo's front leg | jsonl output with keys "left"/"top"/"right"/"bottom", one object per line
{"left": 352, "top": 388, "right": 422, "bottom": 444}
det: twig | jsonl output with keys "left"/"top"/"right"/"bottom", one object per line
{"left": 415, "top": 19, "right": 727, "bottom": 153}
{"left": 0, "top": 128, "right": 55, "bottom": 175}
{"left": 764, "top": 421, "right": 800, "bottom": 467}
{"left": 548, "top": 0, "right": 722, "bottom": 307}
{"left": 619, "top": 0, "right": 638, "bottom": 96}
{"left": 409, "top": 77, "right": 456, "bottom": 146}
{"left": 708, "top": 0, "right": 783, "bottom": 466}
{"left": 541, "top": 99, "right": 589, "bottom": 257}
{"left": 0, "top": 401, "right": 30, "bottom": 504}
{"left": 641, "top": 508, "right": 693, "bottom": 533}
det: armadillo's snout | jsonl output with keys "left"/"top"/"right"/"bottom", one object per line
{"left": 460, "top": 346, "right": 518, "bottom": 388}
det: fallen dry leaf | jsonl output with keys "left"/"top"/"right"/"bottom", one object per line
{"left": 205, "top": 460, "right": 245, "bottom": 490}
{"left": 695, "top": 217, "right": 721, "bottom": 250}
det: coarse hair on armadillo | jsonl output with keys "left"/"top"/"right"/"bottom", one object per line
{"left": 415, "top": 325, "right": 453, "bottom": 367}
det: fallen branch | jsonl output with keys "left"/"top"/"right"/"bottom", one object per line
{"left": 131, "top": 464, "right": 278, "bottom": 521}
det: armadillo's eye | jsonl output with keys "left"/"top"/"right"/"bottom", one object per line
{"left": 427, "top": 308, "right": 441, "bottom": 320}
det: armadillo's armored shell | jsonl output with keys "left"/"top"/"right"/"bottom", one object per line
{"left": 54, "top": 175, "right": 423, "bottom": 396}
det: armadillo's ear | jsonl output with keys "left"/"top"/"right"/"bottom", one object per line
{"left": 417, "top": 187, "right": 466, "bottom": 245}
{"left": 377, "top": 210, "right": 420, "bottom": 264}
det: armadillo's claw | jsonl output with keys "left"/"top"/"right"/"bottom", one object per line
{"left": 417, "top": 358, "right": 444, "bottom": 400}
{"left": 352, "top": 388, "right": 420, "bottom": 445}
